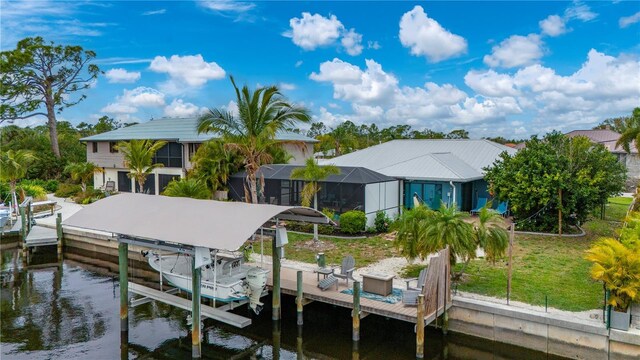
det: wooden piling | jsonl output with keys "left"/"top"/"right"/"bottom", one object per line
{"left": 56, "top": 213, "right": 63, "bottom": 259}
{"left": 272, "top": 320, "right": 281, "bottom": 360}
{"left": 296, "top": 325, "right": 303, "bottom": 360}
{"left": 352, "top": 280, "right": 360, "bottom": 342}
{"left": 118, "top": 242, "right": 129, "bottom": 344}
{"left": 296, "top": 270, "right": 303, "bottom": 326}
{"left": 191, "top": 256, "right": 202, "bottom": 359}
{"left": 416, "top": 294, "right": 425, "bottom": 359}
{"left": 20, "top": 206, "right": 28, "bottom": 261}
{"left": 272, "top": 237, "right": 281, "bottom": 321}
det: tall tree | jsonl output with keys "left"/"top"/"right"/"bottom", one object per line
{"left": 615, "top": 107, "right": 640, "bottom": 154}
{"left": 0, "top": 37, "right": 100, "bottom": 158}
{"left": 197, "top": 76, "right": 311, "bottom": 203}
{"left": 0, "top": 149, "right": 37, "bottom": 213}
{"left": 190, "top": 140, "right": 242, "bottom": 195}
{"left": 64, "top": 162, "right": 104, "bottom": 192}
{"left": 291, "top": 158, "right": 340, "bottom": 241}
{"left": 116, "top": 140, "right": 167, "bottom": 194}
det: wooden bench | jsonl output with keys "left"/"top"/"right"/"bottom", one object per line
{"left": 318, "top": 275, "right": 338, "bottom": 291}
{"left": 31, "top": 200, "right": 56, "bottom": 215}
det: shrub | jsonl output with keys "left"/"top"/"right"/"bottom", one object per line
{"left": 20, "top": 179, "right": 59, "bottom": 193}
{"left": 55, "top": 183, "right": 82, "bottom": 198}
{"left": 73, "top": 188, "right": 106, "bottom": 205}
{"left": 0, "top": 182, "right": 10, "bottom": 202}
{"left": 339, "top": 210, "right": 366, "bottom": 234}
{"left": 321, "top": 208, "right": 336, "bottom": 221}
{"left": 374, "top": 211, "right": 390, "bottom": 233}
{"left": 17, "top": 184, "right": 47, "bottom": 201}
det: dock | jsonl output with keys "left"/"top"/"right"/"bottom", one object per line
{"left": 266, "top": 265, "right": 449, "bottom": 324}
{"left": 128, "top": 282, "right": 252, "bottom": 328}
{"left": 25, "top": 225, "right": 58, "bottom": 247}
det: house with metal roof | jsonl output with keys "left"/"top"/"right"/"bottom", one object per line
{"left": 320, "top": 139, "right": 516, "bottom": 212}
{"left": 566, "top": 129, "right": 638, "bottom": 188}
{"left": 81, "top": 117, "right": 317, "bottom": 195}
{"left": 229, "top": 164, "right": 400, "bottom": 226}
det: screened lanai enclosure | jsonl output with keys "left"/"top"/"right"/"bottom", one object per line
{"left": 229, "top": 165, "right": 401, "bottom": 226}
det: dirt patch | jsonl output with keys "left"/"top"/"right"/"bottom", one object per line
{"left": 293, "top": 239, "right": 337, "bottom": 252}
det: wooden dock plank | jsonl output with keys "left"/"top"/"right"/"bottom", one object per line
{"left": 264, "top": 266, "right": 449, "bottom": 324}
{"left": 128, "top": 282, "right": 252, "bottom": 328}
{"left": 25, "top": 225, "right": 58, "bottom": 247}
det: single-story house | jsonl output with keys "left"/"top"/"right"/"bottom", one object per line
{"left": 229, "top": 164, "right": 400, "bottom": 226}
{"left": 320, "top": 139, "right": 516, "bottom": 212}
{"left": 81, "top": 117, "right": 317, "bottom": 195}
{"left": 566, "top": 129, "right": 639, "bottom": 188}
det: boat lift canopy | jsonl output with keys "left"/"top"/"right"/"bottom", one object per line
{"left": 64, "top": 193, "right": 331, "bottom": 252}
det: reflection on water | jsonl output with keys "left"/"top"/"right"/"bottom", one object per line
{"left": 1, "top": 247, "right": 564, "bottom": 359}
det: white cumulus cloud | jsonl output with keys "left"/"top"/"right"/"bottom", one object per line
{"left": 399, "top": 5, "right": 467, "bottom": 62}
{"left": 285, "top": 12, "right": 343, "bottom": 50}
{"left": 539, "top": 15, "right": 567, "bottom": 37}
{"left": 101, "top": 87, "right": 165, "bottom": 114}
{"left": 483, "top": 34, "right": 544, "bottom": 68}
{"left": 149, "top": 54, "right": 226, "bottom": 94}
{"left": 341, "top": 28, "right": 364, "bottom": 56}
{"left": 163, "top": 99, "right": 206, "bottom": 118}
{"left": 105, "top": 68, "right": 141, "bottom": 83}
{"left": 279, "top": 82, "right": 296, "bottom": 91}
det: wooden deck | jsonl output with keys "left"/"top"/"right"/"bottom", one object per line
{"left": 25, "top": 225, "right": 58, "bottom": 247}
{"left": 266, "top": 266, "right": 449, "bottom": 324}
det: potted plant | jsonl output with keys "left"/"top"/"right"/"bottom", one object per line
{"left": 585, "top": 237, "right": 640, "bottom": 331}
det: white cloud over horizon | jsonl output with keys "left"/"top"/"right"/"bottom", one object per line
{"left": 105, "top": 68, "right": 141, "bottom": 83}
{"left": 484, "top": 34, "right": 544, "bottom": 68}
{"left": 284, "top": 12, "right": 364, "bottom": 56}
{"left": 101, "top": 87, "right": 165, "bottom": 114}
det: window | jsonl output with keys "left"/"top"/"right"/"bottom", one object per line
{"left": 188, "top": 143, "right": 201, "bottom": 161}
{"left": 109, "top": 142, "right": 118, "bottom": 153}
{"left": 92, "top": 142, "right": 98, "bottom": 153}
{"left": 153, "top": 142, "right": 183, "bottom": 168}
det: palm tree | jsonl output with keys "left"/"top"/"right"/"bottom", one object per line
{"left": 162, "top": 178, "right": 211, "bottom": 199}
{"left": 0, "top": 149, "right": 36, "bottom": 214}
{"left": 64, "top": 162, "right": 104, "bottom": 192}
{"left": 190, "top": 140, "right": 242, "bottom": 195}
{"left": 394, "top": 205, "right": 435, "bottom": 261}
{"left": 197, "top": 76, "right": 311, "bottom": 203}
{"left": 116, "top": 140, "right": 167, "bottom": 194}
{"left": 318, "top": 125, "right": 358, "bottom": 156}
{"left": 291, "top": 158, "right": 340, "bottom": 241}
{"left": 474, "top": 205, "right": 509, "bottom": 264}
{"left": 423, "top": 203, "right": 476, "bottom": 272}
{"left": 615, "top": 107, "right": 640, "bottom": 154}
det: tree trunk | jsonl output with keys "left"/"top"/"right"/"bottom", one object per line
{"left": 313, "top": 193, "right": 318, "bottom": 242}
{"left": 45, "top": 93, "right": 61, "bottom": 158}
{"left": 248, "top": 171, "right": 258, "bottom": 204}
{"left": 81, "top": 183, "right": 87, "bottom": 193}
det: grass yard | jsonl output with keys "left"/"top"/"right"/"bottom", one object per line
{"left": 453, "top": 197, "right": 630, "bottom": 311}
{"left": 253, "top": 232, "right": 398, "bottom": 268}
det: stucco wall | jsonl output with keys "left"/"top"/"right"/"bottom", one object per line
{"left": 625, "top": 155, "right": 640, "bottom": 189}
{"left": 284, "top": 143, "right": 314, "bottom": 165}
{"left": 86, "top": 141, "right": 126, "bottom": 168}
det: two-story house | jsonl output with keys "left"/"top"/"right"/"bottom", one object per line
{"left": 81, "top": 117, "right": 317, "bottom": 195}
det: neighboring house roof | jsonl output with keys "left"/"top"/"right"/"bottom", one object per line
{"left": 231, "top": 164, "right": 395, "bottom": 184}
{"left": 80, "top": 117, "right": 318, "bottom": 143}
{"left": 565, "top": 129, "right": 636, "bottom": 154}
{"left": 319, "top": 139, "right": 515, "bottom": 182}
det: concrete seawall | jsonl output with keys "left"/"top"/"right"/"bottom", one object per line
{"left": 449, "top": 297, "right": 640, "bottom": 360}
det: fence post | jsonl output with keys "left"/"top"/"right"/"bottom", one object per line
{"left": 416, "top": 294, "right": 425, "bottom": 359}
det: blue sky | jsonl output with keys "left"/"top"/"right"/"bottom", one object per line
{"left": 2, "top": 0, "right": 639, "bottom": 138}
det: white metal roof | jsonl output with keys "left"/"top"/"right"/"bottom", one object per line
{"left": 320, "top": 139, "right": 516, "bottom": 182}
{"left": 63, "top": 194, "right": 330, "bottom": 251}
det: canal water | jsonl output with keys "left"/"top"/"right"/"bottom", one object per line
{"left": 1, "top": 247, "right": 565, "bottom": 359}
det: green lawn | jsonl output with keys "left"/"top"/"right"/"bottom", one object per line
{"left": 254, "top": 232, "right": 398, "bottom": 268}
{"left": 453, "top": 197, "right": 630, "bottom": 311}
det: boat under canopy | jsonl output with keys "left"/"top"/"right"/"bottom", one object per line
{"left": 63, "top": 193, "right": 331, "bottom": 252}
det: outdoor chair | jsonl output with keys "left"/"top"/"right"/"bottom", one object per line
{"left": 333, "top": 255, "right": 355, "bottom": 286}
{"left": 318, "top": 275, "right": 338, "bottom": 291}
{"left": 402, "top": 289, "right": 420, "bottom": 306}
{"left": 405, "top": 268, "right": 428, "bottom": 292}
{"left": 495, "top": 201, "right": 509, "bottom": 217}
{"left": 104, "top": 181, "right": 116, "bottom": 193}
{"left": 470, "top": 197, "right": 488, "bottom": 214}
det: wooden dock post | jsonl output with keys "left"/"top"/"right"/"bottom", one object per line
{"left": 191, "top": 256, "right": 202, "bottom": 359}
{"left": 272, "top": 236, "right": 281, "bottom": 321}
{"left": 296, "top": 270, "right": 303, "bottom": 326}
{"left": 56, "top": 213, "right": 63, "bottom": 259}
{"left": 118, "top": 242, "right": 129, "bottom": 346}
{"left": 272, "top": 320, "right": 281, "bottom": 360}
{"left": 352, "top": 280, "right": 360, "bottom": 342}
{"left": 416, "top": 294, "right": 425, "bottom": 359}
{"left": 296, "top": 324, "right": 303, "bottom": 360}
